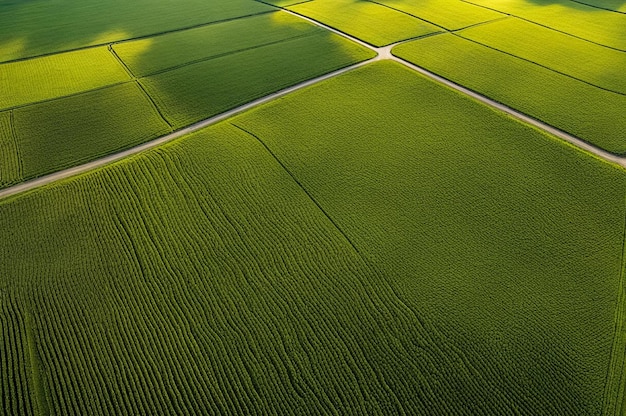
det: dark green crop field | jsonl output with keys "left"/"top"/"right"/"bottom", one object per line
{"left": 1, "top": 0, "right": 625, "bottom": 414}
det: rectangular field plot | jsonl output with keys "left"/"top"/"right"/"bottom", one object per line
{"left": 13, "top": 82, "right": 171, "bottom": 181}
{"left": 141, "top": 31, "right": 374, "bottom": 128}
{"left": 288, "top": 0, "right": 441, "bottom": 46}
{"left": 233, "top": 60, "right": 626, "bottom": 414}
{"left": 466, "top": 0, "right": 626, "bottom": 50}
{"left": 0, "top": 123, "right": 471, "bottom": 415}
{"left": 393, "top": 33, "right": 626, "bottom": 155}
{"left": 0, "top": 111, "right": 21, "bottom": 187}
{"left": 459, "top": 17, "right": 626, "bottom": 94}
{"left": 374, "top": 0, "right": 504, "bottom": 30}
{"left": 0, "top": 47, "right": 130, "bottom": 110}
{"left": 113, "top": 11, "right": 323, "bottom": 77}
{"left": 0, "top": 0, "right": 273, "bottom": 62}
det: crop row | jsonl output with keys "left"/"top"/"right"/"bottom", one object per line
{"left": 393, "top": 33, "right": 626, "bottom": 155}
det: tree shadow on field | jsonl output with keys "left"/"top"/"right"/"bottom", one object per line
{"left": 0, "top": 0, "right": 273, "bottom": 62}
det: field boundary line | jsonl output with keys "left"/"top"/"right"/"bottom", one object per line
{"left": 0, "top": 81, "right": 134, "bottom": 114}
{"left": 0, "top": 10, "right": 278, "bottom": 66}
{"left": 459, "top": 0, "right": 626, "bottom": 52}
{"left": 386, "top": 55, "right": 626, "bottom": 168}
{"left": 8, "top": 110, "right": 23, "bottom": 183}
{"left": 232, "top": 122, "right": 521, "bottom": 414}
{"left": 450, "top": 33, "right": 626, "bottom": 96}
{"left": 133, "top": 80, "right": 174, "bottom": 129}
{"left": 131, "top": 30, "right": 323, "bottom": 78}
{"left": 567, "top": 0, "right": 626, "bottom": 14}
{"left": 364, "top": 0, "right": 508, "bottom": 32}
{"left": 0, "top": 59, "right": 375, "bottom": 201}
{"left": 231, "top": 122, "right": 364, "bottom": 257}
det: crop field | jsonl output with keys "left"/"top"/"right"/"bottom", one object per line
{"left": 0, "top": 47, "right": 130, "bottom": 110}
{"left": 393, "top": 33, "right": 626, "bottom": 155}
{"left": 140, "top": 31, "right": 374, "bottom": 128}
{"left": 0, "top": 112, "right": 21, "bottom": 188}
{"left": 288, "top": 0, "right": 441, "bottom": 46}
{"left": 13, "top": 83, "right": 171, "bottom": 181}
{"left": 2, "top": 0, "right": 626, "bottom": 414}
{"left": 465, "top": 0, "right": 626, "bottom": 50}
{"left": 458, "top": 18, "right": 626, "bottom": 94}
{"left": 0, "top": 0, "right": 273, "bottom": 62}
{"left": 112, "top": 12, "right": 322, "bottom": 77}
{"left": 371, "top": 0, "right": 504, "bottom": 30}
{"left": 577, "top": 0, "right": 626, "bottom": 12}
{"left": 1, "top": 59, "right": 625, "bottom": 414}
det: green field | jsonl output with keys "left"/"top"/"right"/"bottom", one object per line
{"left": 13, "top": 83, "right": 171, "bottom": 181}
{"left": 393, "top": 33, "right": 626, "bottom": 155}
{"left": 0, "top": 47, "right": 130, "bottom": 110}
{"left": 112, "top": 12, "right": 321, "bottom": 77}
{"left": 465, "top": 0, "right": 626, "bottom": 50}
{"left": 1, "top": 0, "right": 626, "bottom": 414}
{"left": 1, "top": 60, "right": 624, "bottom": 414}
{"left": 288, "top": 0, "right": 441, "bottom": 46}
{"left": 373, "top": 0, "right": 504, "bottom": 30}
{"left": 140, "top": 31, "right": 374, "bottom": 128}
{"left": 0, "top": 8, "right": 372, "bottom": 187}
{"left": 0, "top": 0, "right": 272, "bottom": 62}
{"left": 0, "top": 111, "right": 21, "bottom": 188}
{"left": 458, "top": 17, "right": 626, "bottom": 94}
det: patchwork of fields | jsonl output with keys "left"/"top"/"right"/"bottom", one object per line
{"left": 0, "top": 10, "right": 373, "bottom": 187}
{"left": 1, "top": 0, "right": 625, "bottom": 414}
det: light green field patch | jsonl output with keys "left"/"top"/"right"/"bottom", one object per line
{"left": 393, "top": 33, "right": 626, "bottom": 154}
{"left": 467, "top": 0, "right": 626, "bottom": 50}
{"left": 234, "top": 60, "right": 626, "bottom": 414}
{"left": 374, "top": 0, "right": 504, "bottom": 30}
{"left": 13, "top": 83, "right": 170, "bottom": 181}
{"left": 0, "top": 111, "right": 21, "bottom": 187}
{"left": 289, "top": 0, "right": 441, "bottom": 46}
{"left": 113, "top": 11, "right": 323, "bottom": 77}
{"left": 0, "top": 47, "right": 130, "bottom": 110}
{"left": 141, "top": 31, "right": 374, "bottom": 128}
{"left": 0, "top": 0, "right": 273, "bottom": 62}
{"left": 459, "top": 17, "right": 626, "bottom": 94}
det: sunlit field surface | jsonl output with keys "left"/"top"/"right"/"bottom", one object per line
{"left": 1, "top": 0, "right": 625, "bottom": 414}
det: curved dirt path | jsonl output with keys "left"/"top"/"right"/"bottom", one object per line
{"left": 0, "top": 10, "right": 624, "bottom": 201}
